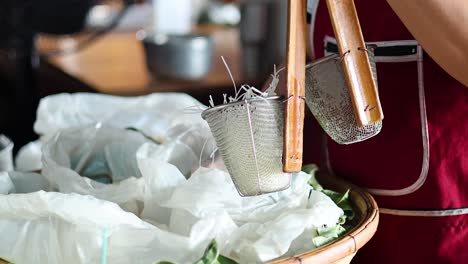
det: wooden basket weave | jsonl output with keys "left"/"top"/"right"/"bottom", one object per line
{"left": 0, "top": 172, "right": 378, "bottom": 264}
{"left": 270, "top": 171, "right": 379, "bottom": 264}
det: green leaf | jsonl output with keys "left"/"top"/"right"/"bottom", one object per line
{"left": 303, "top": 165, "right": 353, "bottom": 218}
{"left": 195, "top": 240, "right": 219, "bottom": 264}
{"left": 313, "top": 224, "right": 347, "bottom": 247}
{"left": 338, "top": 214, "right": 347, "bottom": 225}
{"left": 307, "top": 175, "right": 324, "bottom": 192}
{"left": 302, "top": 164, "right": 319, "bottom": 175}
{"left": 312, "top": 235, "right": 334, "bottom": 247}
{"left": 317, "top": 224, "right": 346, "bottom": 237}
{"left": 217, "top": 255, "right": 238, "bottom": 264}
{"left": 154, "top": 240, "right": 238, "bottom": 264}
{"left": 195, "top": 240, "right": 239, "bottom": 264}
{"left": 311, "top": 189, "right": 354, "bottom": 246}
{"left": 323, "top": 190, "right": 355, "bottom": 220}
{"left": 303, "top": 164, "right": 323, "bottom": 191}
{"left": 302, "top": 164, "right": 356, "bottom": 247}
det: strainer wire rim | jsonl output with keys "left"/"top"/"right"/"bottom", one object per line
{"left": 305, "top": 49, "right": 375, "bottom": 70}
{"left": 201, "top": 95, "right": 284, "bottom": 119}
{"left": 305, "top": 54, "right": 339, "bottom": 70}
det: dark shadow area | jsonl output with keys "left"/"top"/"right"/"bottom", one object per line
{"left": 0, "top": 0, "right": 94, "bottom": 153}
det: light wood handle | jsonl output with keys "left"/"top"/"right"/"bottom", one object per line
{"left": 283, "top": 0, "right": 307, "bottom": 172}
{"left": 326, "top": 0, "right": 383, "bottom": 126}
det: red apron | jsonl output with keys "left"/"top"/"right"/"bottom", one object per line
{"left": 305, "top": 0, "right": 468, "bottom": 263}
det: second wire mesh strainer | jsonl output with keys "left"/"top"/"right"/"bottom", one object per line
{"left": 304, "top": 49, "right": 382, "bottom": 144}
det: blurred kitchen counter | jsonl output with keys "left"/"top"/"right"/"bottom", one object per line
{"left": 37, "top": 25, "right": 242, "bottom": 96}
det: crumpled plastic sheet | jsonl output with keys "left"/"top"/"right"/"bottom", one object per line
{"left": 34, "top": 92, "right": 207, "bottom": 139}
{"left": 0, "top": 171, "right": 49, "bottom": 194}
{"left": 2, "top": 93, "right": 344, "bottom": 264}
{"left": 0, "top": 163, "right": 343, "bottom": 263}
{"left": 16, "top": 92, "right": 212, "bottom": 172}
{"left": 41, "top": 124, "right": 151, "bottom": 215}
{"left": 14, "top": 140, "right": 42, "bottom": 172}
{"left": 40, "top": 120, "right": 216, "bottom": 215}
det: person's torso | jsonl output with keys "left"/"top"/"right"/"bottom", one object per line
{"left": 307, "top": 0, "right": 468, "bottom": 209}
{"left": 306, "top": 1, "right": 468, "bottom": 262}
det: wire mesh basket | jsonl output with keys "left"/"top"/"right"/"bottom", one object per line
{"left": 201, "top": 96, "right": 291, "bottom": 196}
{"left": 304, "top": 53, "right": 382, "bottom": 145}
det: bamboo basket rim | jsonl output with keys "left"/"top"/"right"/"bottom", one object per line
{"left": 269, "top": 171, "right": 379, "bottom": 264}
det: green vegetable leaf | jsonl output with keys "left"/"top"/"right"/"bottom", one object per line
{"left": 154, "top": 240, "right": 238, "bottom": 264}
{"left": 195, "top": 240, "right": 238, "bottom": 264}
{"left": 302, "top": 164, "right": 323, "bottom": 191}
{"left": 217, "top": 256, "right": 238, "bottom": 264}
{"left": 195, "top": 240, "right": 219, "bottom": 264}
{"left": 303, "top": 164, "right": 355, "bottom": 220}
{"left": 303, "top": 164, "right": 356, "bottom": 248}
{"left": 313, "top": 224, "right": 347, "bottom": 247}
{"left": 302, "top": 164, "right": 319, "bottom": 175}
{"left": 321, "top": 189, "right": 354, "bottom": 220}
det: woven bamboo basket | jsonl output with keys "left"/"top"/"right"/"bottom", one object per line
{"left": 0, "top": 171, "right": 378, "bottom": 264}
{"left": 270, "top": 171, "right": 379, "bottom": 264}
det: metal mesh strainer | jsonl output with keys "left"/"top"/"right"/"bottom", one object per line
{"left": 201, "top": 96, "right": 291, "bottom": 196}
{"left": 304, "top": 50, "right": 382, "bottom": 144}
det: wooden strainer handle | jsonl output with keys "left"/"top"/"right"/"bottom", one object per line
{"left": 283, "top": 0, "right": 307, "bottom": 173}
{"left": 326, "top": 0, "right": 384, "bottom": 126}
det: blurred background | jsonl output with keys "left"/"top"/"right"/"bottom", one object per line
{"left": 0, "top": 0, "right": 289, "bottom": 152}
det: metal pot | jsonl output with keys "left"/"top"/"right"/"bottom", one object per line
{"left": 140, "top": 31, "right": 214, "bottom": 81}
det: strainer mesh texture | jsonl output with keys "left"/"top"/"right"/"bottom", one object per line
{"left": 202, "top": 96, "right": 291, "bottom": 196}
{"left": 304, "top": 52, "right": 382, "bottom": 144}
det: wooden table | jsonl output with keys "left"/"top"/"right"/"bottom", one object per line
{"left": 37, "top": 26, "right": 243, "bottom": 97}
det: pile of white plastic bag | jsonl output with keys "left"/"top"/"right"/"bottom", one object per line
{"left": 0, "top": 93, "right": 345, "bottom": 264}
